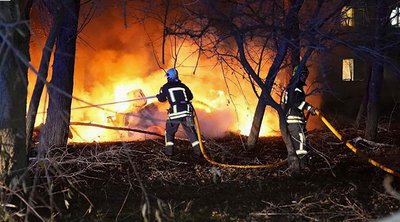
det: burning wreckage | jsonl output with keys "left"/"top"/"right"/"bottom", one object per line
{"left": 108, "top": 92, "right": 165, "bottom": 138}
{"left": 33, "top": 89, "right": 166, "bottom": 143}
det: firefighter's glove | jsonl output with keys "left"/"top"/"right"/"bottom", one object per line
{"left": 309, "top": 107, "right": 317, "bottom": 116}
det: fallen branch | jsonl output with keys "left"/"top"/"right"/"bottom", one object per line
{"left": 327, "top": 141, "right": 344, "bottom": 146}
{"left": 70, "top": 122, "right": 164, "bottom": 138}
{"left": 352, "top": 137, "right": 397, "bottom": 148}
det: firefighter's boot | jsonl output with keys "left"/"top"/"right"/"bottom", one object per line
{"left": 163, "top": 146, "right": 174, "bottom": 156}
{"left": 298, "top": 155, "right": 308, "bottom": 170}
{"left": 193, "top": 144, "right": 201, "bottom": 156}
{"left": 288, "top": 155, "right": 300, "bottom": 175}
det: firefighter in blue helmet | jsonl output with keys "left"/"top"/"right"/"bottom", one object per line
{"left": 282, "top": 65, "right": 317, "bottom": 170}
{"left": 156, "top": 68, "right": 201, "bottom": 156}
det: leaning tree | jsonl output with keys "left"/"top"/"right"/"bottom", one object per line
{"left": 26, "top": 0, "right": 66, "bottom": 151}
{"left": 38, "top": 0, "right": 81, "bottom": 151}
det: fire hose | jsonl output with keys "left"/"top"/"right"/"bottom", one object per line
{"left": 315, "top": 110, "right": 400, "bottom": 177}
{"left": 193, "top": 109, "right": 288, "bottom": 169}
{"left": 194, "top": 108, "right": 400, "bottom": 175}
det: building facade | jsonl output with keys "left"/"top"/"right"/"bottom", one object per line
{"left": 319, "top": 1, "right": 400, "bottom": 122}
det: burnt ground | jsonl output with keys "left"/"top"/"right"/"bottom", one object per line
{"left": 30, "top": 127, "right": 400, "bottom": 222}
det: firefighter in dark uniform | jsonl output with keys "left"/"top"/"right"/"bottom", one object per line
{"left": 282, "top": 65, "right": 317, "bottom": 169}
{"left": 156, "top": 68, "right": 201, "bottom": 156}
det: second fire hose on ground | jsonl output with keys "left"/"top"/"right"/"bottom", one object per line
{"left": 193, "top": 107, "right": 400, "bottom": 177}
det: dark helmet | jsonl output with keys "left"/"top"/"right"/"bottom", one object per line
{"left": 166, "top": 68, "right": 179, "bottom": 81}
{"left": 293, "top": 65, "right": 309, "bottom": 83}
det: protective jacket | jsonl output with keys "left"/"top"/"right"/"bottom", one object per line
{"left": 282, "top": 83, "right": 312, "bottom": 124}
{"left": 156, "top": 80, "right": 194, "bottom": 119}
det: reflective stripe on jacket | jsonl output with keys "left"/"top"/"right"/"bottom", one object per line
{"left": 283, "top": 86, "right": 312, "bottom": 124}
{"left": 157, "top": 80, "right": 193, "bottom": 119}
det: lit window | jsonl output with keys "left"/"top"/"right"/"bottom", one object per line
{"left": 342, "top": 59, "right": 354, "bottom": 81}
{"left": 341, "top": 6, "right": 354, "bottom": 26}
{"left": 391, "top": 7, "right": 400, "bottom": 27}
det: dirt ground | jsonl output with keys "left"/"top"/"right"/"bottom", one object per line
{"left": 30, "top": 127, "right": 400, "bottom": 222}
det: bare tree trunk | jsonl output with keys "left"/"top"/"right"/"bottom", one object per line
{"left": 39, "top": 0, "right": 80, "bottom": 150}
{"left": 354, "top": 65, "right": 371, "bottom": 129}
{"left": 0, "top": 0, "right": 32, "bottom": 184}
{"left": 246, "top": 0, "right": 304, "bottom": 148}
{"left": 355, "top": 95, "right": 367, "bottom": 129}
{"left": 365, "top": 0, "right": 388, "bottom": 141}
{"left": 246, "top": 97, "right": 267, "bottom": 148}
{"left": 288, "top": 0, "right": 300, "bottom": 69}
{"left": 365, "top": 66, "right": 384, "bottom": 140}
{"left": 246, "top": 41, "right": 290, "bottom": 149}
{"left": 26, "top": 7, "right": 65, "bottom": 150}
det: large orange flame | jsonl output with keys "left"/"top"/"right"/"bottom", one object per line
{"left": 27, "top": 7, "right": 320, "bottom": 143}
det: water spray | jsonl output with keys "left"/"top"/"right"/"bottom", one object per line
{"left": 71, "top": 95, "right": 157, "bottom": 110}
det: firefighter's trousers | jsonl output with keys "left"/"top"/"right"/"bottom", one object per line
{"left": 287, "top": 122, "right": 307, "bottom": 157}
{"left": 165, "top": 116, "right": 200, "bottom": 149}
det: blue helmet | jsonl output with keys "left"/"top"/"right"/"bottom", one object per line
{"left": 166, "top": 68, "right": 179, "bottom": 81}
